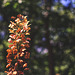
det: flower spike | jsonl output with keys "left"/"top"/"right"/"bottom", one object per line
{"left": 5, "top": 14, "right": 31, "bottom": 75}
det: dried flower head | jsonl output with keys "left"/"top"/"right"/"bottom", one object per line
{"left": 5, "top": 14, "right": 31, "bottom": 75}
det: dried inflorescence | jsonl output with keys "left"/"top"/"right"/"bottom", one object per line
{"left": 5, "top": 14, "right": 31, "bottom": 75}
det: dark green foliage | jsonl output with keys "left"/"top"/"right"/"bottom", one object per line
{"left": 0, "top": 0, "right": 75, "bottom": 75}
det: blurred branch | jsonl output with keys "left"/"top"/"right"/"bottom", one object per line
{"left": 44, "top": 0, "right": 55, "bottom": 75}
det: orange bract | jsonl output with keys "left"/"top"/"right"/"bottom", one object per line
{"left": 7, "top": 59, "right": 12, "bottom": 63}
{"left": 15, "top": 62, "right": 18, "bottom": 67}
{"left": 15, "top": 18, "right": 21, "bottom": 23}
{"left": 16, "top": 28, "right": 21, "bottom": 33}
{"left": 9, "top": 44, "right": 13, "bottom": 48}
{"left": 17, "top": 14, "right": 23, "bottom": 18}
{"left": 20, "top": 52, "right": 24, "bottom": 57}
{"left": 9, "top": 34, "right": 17, "bottom": 39}
{"left": 19, "top": 22, "right": 24, "bottom": 26}
{"left": 24, "top": 18, "right": 27, "bottom": 22}
{"left": 6, "top": 49, "right": 12, "bottom": 54}
{"left": 13, "top": 71, "right": 17, "bottom": 75}
{"left": 26, "top": 37, "right": 31, "bottom": 40}
{"left": 23, "top": 63, "right": 27, "bottom": 68}
{"left": 14, "top": 54, "right": 18, "bottom": 59}
{"left": 11, "top": 16, "right": 16, "bottom": 19}
{"left": 24, "top": 68, "right": 29, "bottom": 70}
{"left": 25, "top": 32, "right": 30, "bottom": 35}
{"left": 13, "top": 49, "right": 18, "bottom": 54}
{"left": 25, "top": 52, "right": 30, "bottom": 59}
{"left": 9, "top": 29, "right": 14, "bottom": 33}
{"left": 21, "top": 34, "right": 25, "bottom": 38}
{"left": 6, "top": 63, "right": 11, "bottom": 68}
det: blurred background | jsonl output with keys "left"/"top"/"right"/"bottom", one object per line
{"left": 0, "top": 0, "right": 75, "bottom": 75}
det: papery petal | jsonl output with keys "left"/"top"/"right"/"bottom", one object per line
{"left": 20, "top": 29, "right": 23, "bottom": 33}
{"left": 7, "top": 59, "right": 12, "bottom": 63}
{"left": 8, "top": 24, "right": 14, "bottom": 28}
{"left": 8, "top": 24, "right": 12, "bottom": 27}
{"left": 13, "top": 49, "right": 18, "bottom": 54}
{"left": 28, "top": 27, "right": 31, "bottom": 30}
{"left": 21, "top": 38, "right": 26, "bottom": 43}
{"left": 6, "top": 54, "right": 12, "bottom": 58}
{"left": 10, "top": 21, "right": 16, "bottom": 26}
{"left": 22, "top": 48, "right": 26, "bottom": 52}
{"left": 15, "top": 18, "right": 21, "bottom": 23}
{"left": 20, "top": 52, "right": 24, "bottom": 57}
{"left": 16, "top": 39, "right": 21, "bottom": 43}
{"left": 23, "top": 63, "right": 27, "bottom": 68}
{"left": 7, "top": 71, "right": 12, "bottom": 75}
{"left": 15, "top": 62, "right": 18, "bottom": 67}
{"left": 9, "top": 34, "right": 16, "bottom": 39}
{"left": 8, "top": 38, "right": 12, "bottom": 43}
{"left": 6, "top": 63, "right": 11, "bottom": 68}
{"left": 16, "top": 36, "right": 20, "bottom": 39}
{"left": 6, "top": 49, "right": 12, "bottom": 54}
{"left": 25, "top": 32, "right": 30, "bottom": 35}
{"left": 18, "top": 71, "right": 24, "bottom": 75}
{"left": 21, "top": 34, "right": 25, "bottom": 38}
{"left": 26, "top": 37, "right": 31, "bottom": 41}
{"left": 13, "top": 35, "right": 17, "bottom": 39}
{"left": 9, "top": 29, "right": 14, "bottom": 33}
{"left": 21, "top": 44, "right": 25, "bottom": 47}
{"left": 18, "top": 59, "right": 23, "bottom": 64}
{"left": 5, "top": 71, "right": 9, "bottom": 73}
{"left": 24, "top": 68, "right": 29, "bottom": 70}
{"left": 9, "top": 44, "right": 13, "bottom": 48}
{"left": 14, "top": 54, "right": 18, "bottom": 59}
{"left": 13, "top": 71, "right": 17, "bottom": 75}
{"left": 24, "top": 16, "right": 27, "bottom": 19}
{"left": 23, "top": 25, "right": 28, "bottom": 30}
{"left": 17, "top": 14, "right": 23, "bottom": 18}
{"left": 11, "top": 46, "right": 16, "bottom": 50}
{"left": 13, "top": 40, "right": 17, "bottom": 45}
{"left": 11, "top": 16, "right": 16, "bottom": 19}
{"left": 9, "top": 67, "right": 13, "bottom": 71}
{"left": 25, "top": 41, "right": 29, "bottom": 43}
{"left": 25, "top": 44, "right": 30, "bottom": 48}
{"left": 25, "top": 52, "right": 30, "bottom": 59}
{"left": 19, "top": 22, "right": 24, "bottom": 26}
{"left": 16, "top": 28, "right": 21, "bottom": 33}
{"left": 20, "top": 48, "right": 26, "bottom": 52}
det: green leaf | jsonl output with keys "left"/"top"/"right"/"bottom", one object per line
{"left": 13, "top": 3, "right": 18, "bottom": 8}
{"left": 4, "top": 2, "right": 10, "bottom": 6}
{"left": 66, "top": 28, "right": 72, "bottom": 32}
